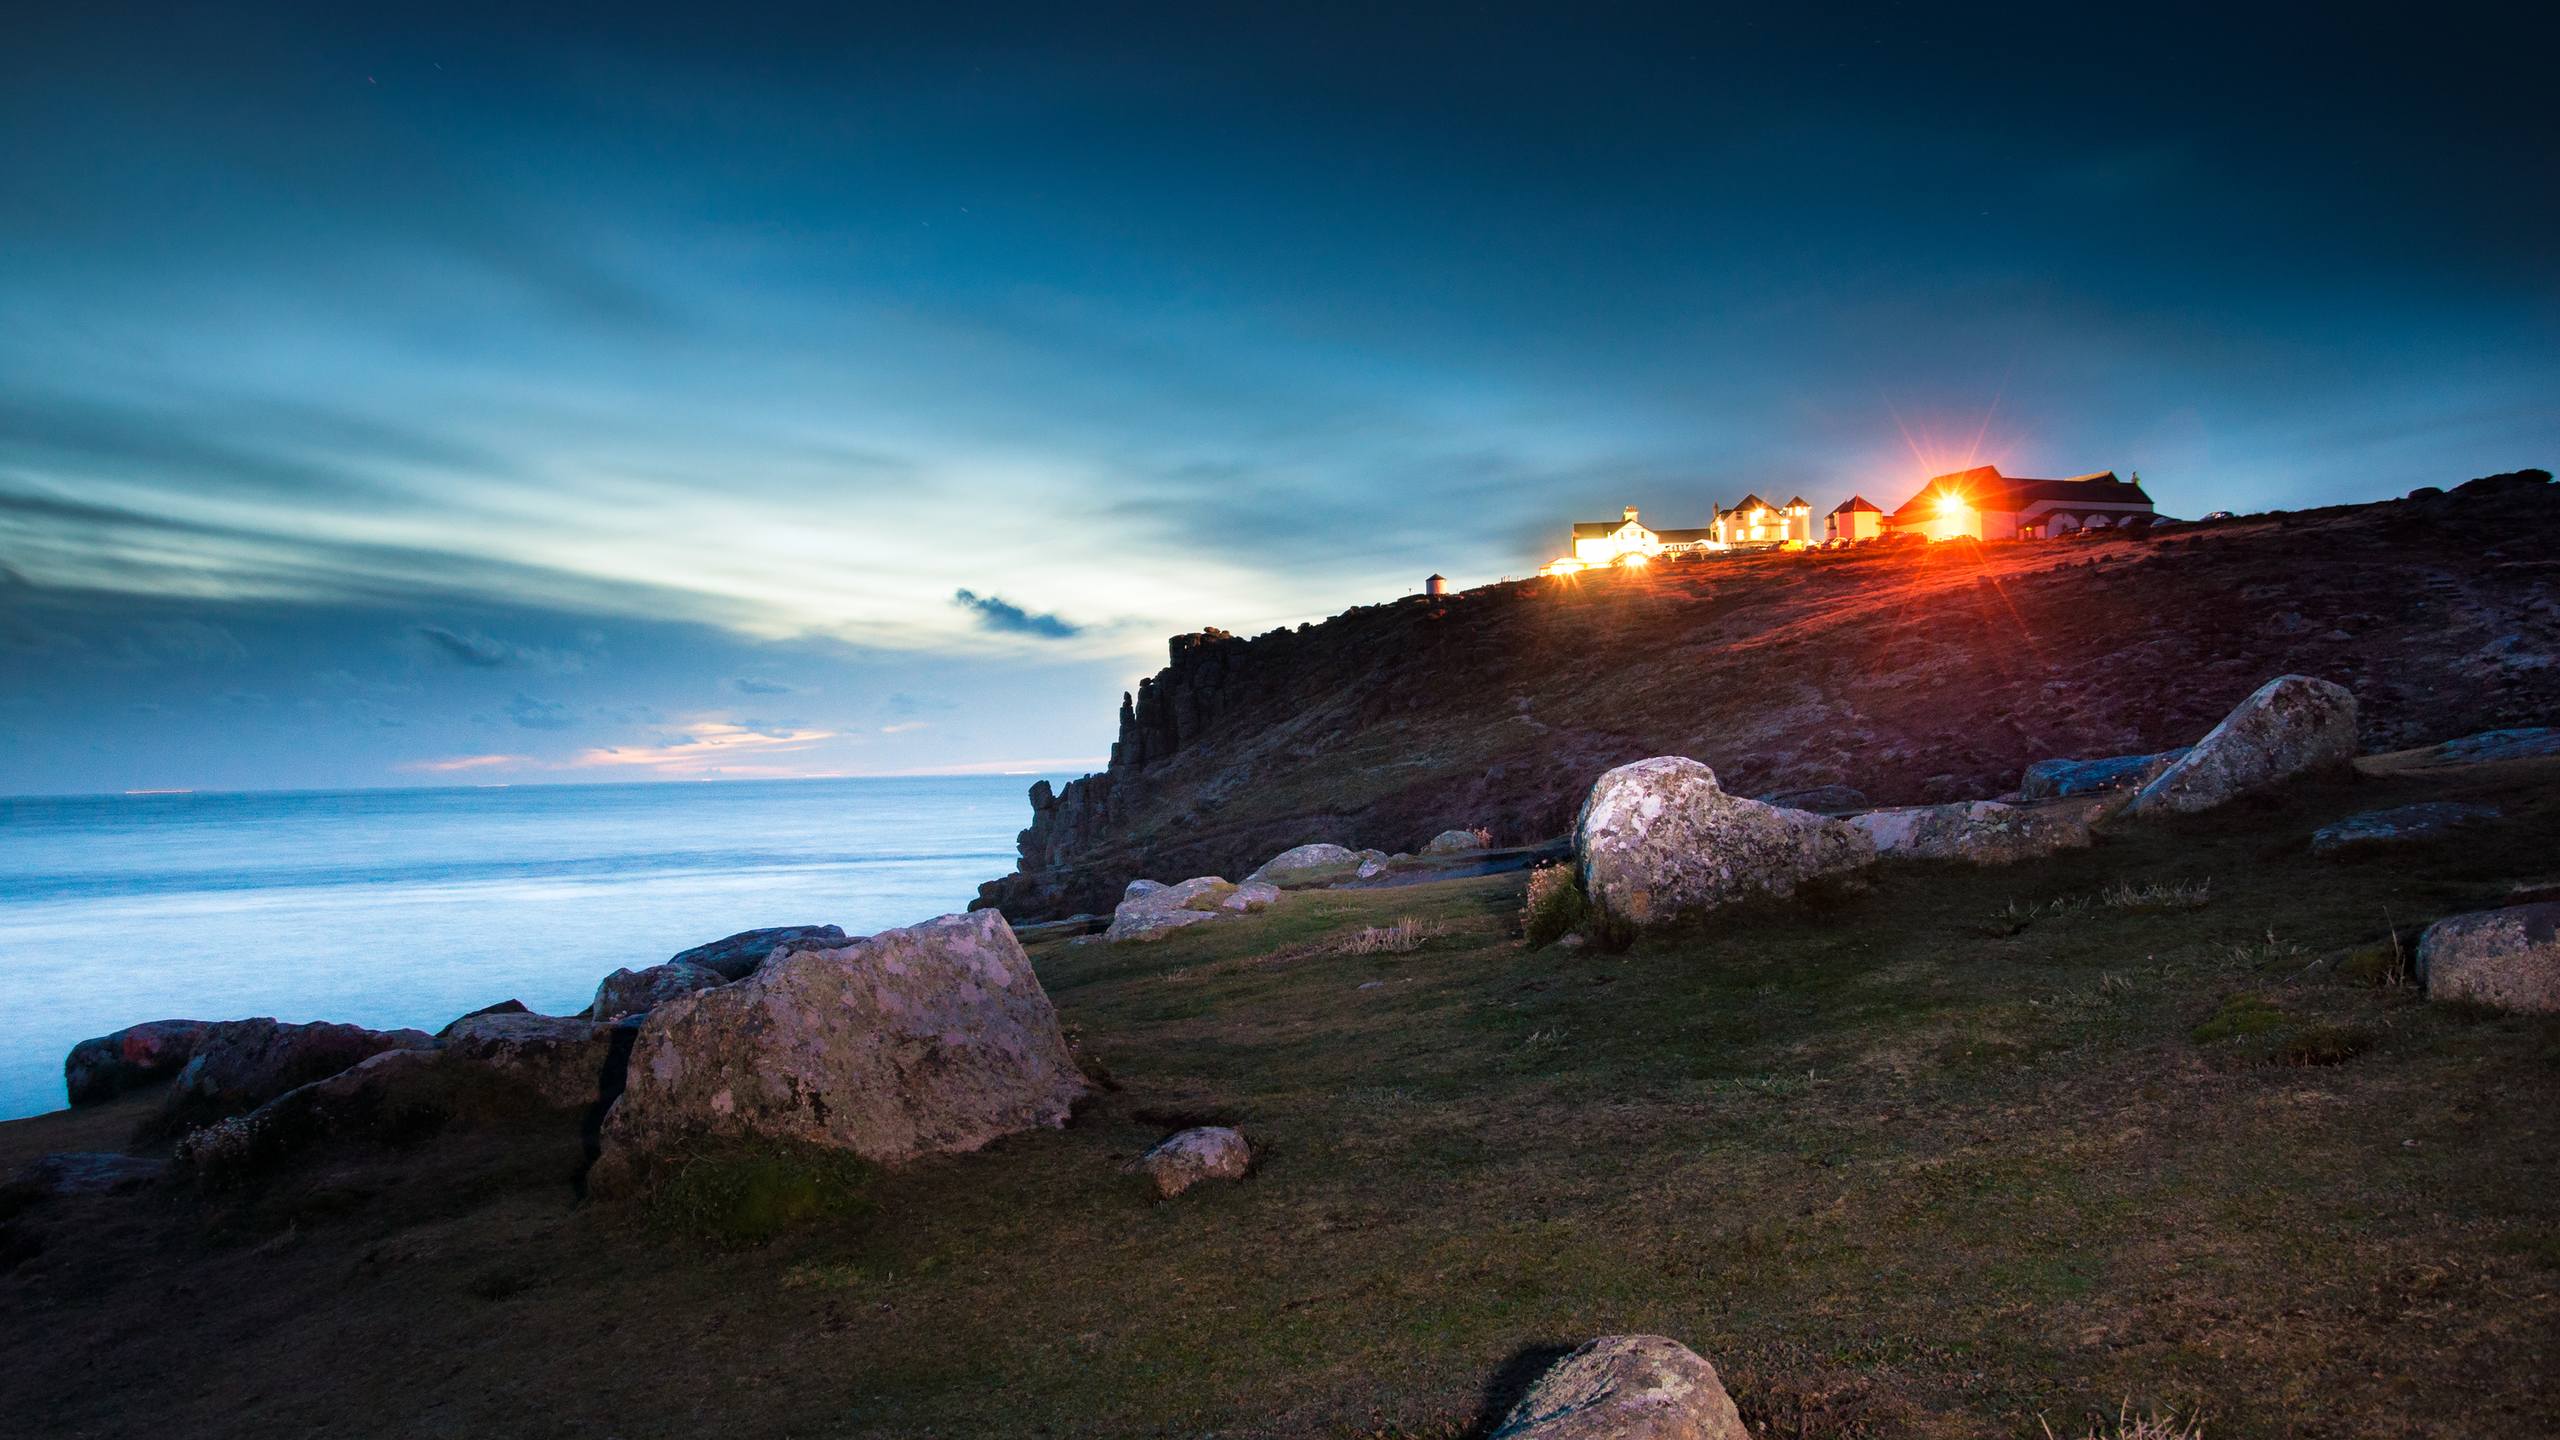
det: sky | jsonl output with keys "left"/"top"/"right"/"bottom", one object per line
{"left": 3, "top": 2, "right": 2555, "bottom": 795}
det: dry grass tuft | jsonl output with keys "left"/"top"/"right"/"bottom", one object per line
{"left": 2041, "top": 1405, "right": 2206, "bottom": 1439}
{"left": 1337, "top": 917, "right": 1440, "bottom": 955}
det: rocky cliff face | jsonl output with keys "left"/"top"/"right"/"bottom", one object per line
{"left": 976, "top": 476, "right": 2560, "bottom": 921}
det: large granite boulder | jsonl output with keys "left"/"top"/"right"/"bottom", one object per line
{"left": 588, "top": 960, "right": 729, "bottom": 1020}
{"left": 433, "top": 1010, "right": 626, "bottom": 1110}
{"left": 159, "top": 1020, "right": 433, "bottom": 1131}
{"left": 1420, "top": 829, "right": 1488, "bottom": 855}
{"left": 1490, "top": 1334, "right": 1749, "bottom": 1440}
{"left": 2312, "top": 802, "right": 2499, "bottom": 855}
{"left": 1105, "top": 876, "right": 1235, "bottom": 942}
{"left": 1573, "top": 757, "right": 1874, "bottom": 929}
{"left": 1130, "top": 1126, "right": 1251, "bottom": 1199}
{"left": 2417, "top": 903, "right": 2560, "bottom": 1013}
{"left": 1246, "top": 843, "right": 1364, "bottom": 888}
{"left": 64, "top": 1019, "right": 218, "bottom": 1106}
{"left": 2129, "top": 675, "right": 2358, "bottom": 815}
{"left": 2018, "top": 748, "right": 2189, "bottom": 800}
{"left": 665, "top": 924, "right": 848, "bottom": 982}
{"left": 1849, "top": 800, "right": 2092, "bottom": 865}
{"left": 596, "top": 911, "right": 1087, "bottom": 1178}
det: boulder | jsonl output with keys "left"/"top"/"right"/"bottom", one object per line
{"left": 1849, "top": 800, "right": 2092, "bottom": 866}
{"left": 1123, "top": 879, "right": 1167, "bottom": 901}
{"left": 2417, "top": 903, "right": 2560, "bottom": 1013}
{"left": 2394, "top": 727, "right": 2560, "bottom": 769}
{"left": 1246, "top": 843, "right": 1364, "bottom": 888}
{"left": 2128, "top": 675, "right": 2358, "bottom": 815}
{"left": 2018, "top": 748, "right": 2189, "bottom": 800}
{"left": 588, "top": 960, "right": 729, "bottom": 1020}
{"left": 1573, "top": 757, "right": 1874, "bottom": 929}
{"left": 2312, "top": 802, "right": 2499, "bottom": 855}
{"left": 596, "top": 911, "right": 1087, "bottom": 1176}
{"left": 665, "top": 924, "right": 848, "bottom": 982}
{"left": 1754, "top": 784, "right": 1870, "bottom": 813}
{"left": 438, "top": 999, "right": 529, "bottom": 1034}
{"left": 1420, "top": 829, "right": 1488, "bottom": 855}
{"left": 159, "top": 1020, "right": 434, "bottom": 1131}
{"left": 1130, "top": 1126, "right": 1251, "bottom": 1198}
{"left": 433, "top": 1011, "right": 626, "bottom": 1110}
{"left": 1220, "top": 881, "right": 1282, "bottom": 913}
{"left": 64, "top": 1019, "right": 217, "bottom": 1106}
{"left": 1489, "top": 1334, "right": 1749, "bottom": 1440}
{"left": 1105, "top": 876, "right": 1235, "bottom": 942}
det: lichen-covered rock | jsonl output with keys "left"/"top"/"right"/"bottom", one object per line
{"left": 1489, "top": 1334, "right": 1748, "bottom": 1440}
{"left": 596, "top": 911, "right": 1087, "bottom": 1178}
{"left": 1573, "top": 757, "right": 1874, "bottom": 928}
{"left": 1421, "top": 828, "right": 1488, "bottom": 855}
{"left": 1130, "top": 1126, "right": 1251, "bottom": 1198}
{"left": 64, "top": 1019, "right": 218, "bottom": 1106}
{"left": 159, "top": 1020, "right": 434, "bottom": 1131}
{"left": 2417, "top": 903, "right": 2560, "bottom": 1013}
{"left": 1220, "top": 881, "right": 1282, "bottom": 913}
{"left": 1849, "top": 800, "right": 2092, "bottom": 865}
{"left": 1123, "top": 879, "right": 1166, "bottom": 901}
{"left": 2312, "top": 801, "right": 2499, "bottom": 854}
{"left": 1106, "top": 875, "right": 1236, "bottom": 941}
{"left": 588, "top": 960, "right": 729, "bottom": 1020}
{"left": 2129, "top": 675, "right": 2358, "bottom": 815}
{"left": 2018, "top": 748, "right": 2189, "bottom": 800}
{"left": 665, "top": 924, "right": 848, "bottom": 982}
{"left": 433, "top": 1011, "right": 624, "bottom": 1110}
{"left": 1246, "top": 842, "right": 1364, "bottom": 887}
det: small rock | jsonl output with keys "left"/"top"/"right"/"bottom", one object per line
{"left": 1246, "top": 843, "right": 1364, "bottom": 888}
{"left": 2129, "top": 674, "right": 2358, "bottom": 815}
{"left": 1489, "top": 1334, "right": 1749, "bottom": 1439}
{"left": 1574, "top": 757, "right": 1875, "bottom": 930}
{"left": 1220, "top": 881, "right": 1282, "bottom": 913}
{"left": 1420, "top": 828, "right": 1489, "bottom": 855}
{"left": 1850, "top": 800, "right": 2092, "bottom": 865}
{"left": 1130, "top": 1126, "right": 1250, "bottom": 1199}
{"left": 2312, "top": 802, "right": 2499, "bottom": 854}
{"left": 2417, "top": 903, "right": 2560, "bottom": 1013}
{"left": 588, "top": 960, "right": 729, "bottom": 1020}
{"left": 1357, "top": 980, "right": 1383, "bottom": 990}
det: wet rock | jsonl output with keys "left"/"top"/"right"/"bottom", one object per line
{"left": 2129, "top": 675, "right": 2358, "bottom": 815}
{"left": 2417, "top": 903, "right": 2560, "bottom": 1013}
{"left": 1220, "top": 881, "right": 1282, "bottom": 913}
{"left": 1754, "top": 784, "right": 1870, "bottom": 813}
{"left": 1420, "top": 828, "right": 1488, "bottom": 855}
{"left": 1490, "top": 1334, "right": 1748, "bottom": 1439}
{"left": 1106, "top": 876, "right": 1235, "bottom": 941}
{"left": 596, "top": 911, "right": 1086, "bottom": 1178}
{"left": 64, "top": 1020, "right": 217, "bottom": 1106}
{"left": 160, "top": 1020, "right": 434, "bottom": 1131}
{"left": 1129, "top": 1126, "right": 1251, "bottom": 1199}
{"left": 2017, "top": 748, "right": 2189, "bottom": 800}
{"left": 588, "top": 961, "right": 729, "bottom": 1020}
{"left": 1849, "top": 800, "right": 2092, "bottom": 865}
{"left": 2312, "top": 802, "right": 2500, "bottom": 854}
{"left": 1574, "top": 757, "right": 1874, "bottom": 929}
{"left": 1247, "top": 842, "right": 1365, "bottom": 888}
{"left": 665, "top": 924, "right": 848, "bottom": 982}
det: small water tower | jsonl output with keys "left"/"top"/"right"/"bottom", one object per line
{"left": 1425, "top": 573, "right": 1447, "bottom": 599}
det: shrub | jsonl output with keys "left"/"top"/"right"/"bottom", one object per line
{"left": 1521, "top": 864, "right": 1590, "bottom": 947}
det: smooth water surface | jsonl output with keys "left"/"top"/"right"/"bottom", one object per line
{"left": 0, "top": 776, "right": 1053, "bottom": 1121}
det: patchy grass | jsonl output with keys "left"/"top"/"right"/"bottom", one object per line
{"left": 4, "top": 757, "right": 2560, "bottom": 1437}
{"left": 1520, "top": 862, "right": 1590, "bottom": 947}
{"left": 638, "top": 1139, "right": 880, "bottom": 1249}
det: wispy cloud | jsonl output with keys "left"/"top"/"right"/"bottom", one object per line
{"left": 952, "top": 589, "right": 1080, "bottom": 639}
{"left": 879, "top": 720, "right": 929, "bottom": 734}
{"left": 402, "top": 752, "right": 529, "bottom": 773}
{"left": 571, "top": 721, "right": 837, "bottom": 775}
{"left": 730, "top": 675, "right": 796, "bottom": 695}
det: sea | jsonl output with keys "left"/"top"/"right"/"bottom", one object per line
{"left": 0, "top": 775, "right": 1061, "bottom": 1122}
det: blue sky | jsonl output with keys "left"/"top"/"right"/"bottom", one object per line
{"left": 3, "top": 2, "right": 2554, "bottom": 794}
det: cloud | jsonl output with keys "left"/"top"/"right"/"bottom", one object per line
{"left": 731, "top": 675, "right": 796, "bottom": 695}
{"left": 504, "top": 693, "right": 577, "bottom": 730}
{"left": 952, "top": 589, "right": 1081, "bottom": 639}
{"left": 402, "top": 753, "right": 530, "bottom": 773}
{"left": 414, "top": 625, "right": 590, "bottom": 673}
{"left": 879, "top": 720, "right": 929, "bottom": 734}
{"left": 572, "top": 722, "right": 837, "bottom": 776}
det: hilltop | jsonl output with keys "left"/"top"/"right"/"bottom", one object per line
{"left": 979, "top": 476, "right": 2560, "bottom": 920}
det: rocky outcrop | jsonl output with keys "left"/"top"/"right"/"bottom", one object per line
{"left": 1754, "top": 784, "right": 1869, "bottom": 813}
{"left": 1850, "top": 799, "right": 2093, "bottom": 865}
{"left": 1421, "top": 829, "right": 1488, "bottom": 855}
{"left": 1105, "top": 876, "right": 1236, "bottom": 942}
{"left": 1220, "top": 881, "right": 1282, "bottom": 913}
{"left": 2311, "top": 801, "right": 2499, "bottom": 854}
{"left": 665, "top": 924, "right": 848, "bottom": 982}
{"left": 1574, "top": 758, "right": 1874, "bottom": 929}
{"left": 2129, "top": 675, "right": 2359, "bottom": 815}
{"left": 1489, "top": 1334, "right": 1749, "bottom": 1440}
{"left": 64, "top": 1020, "right": 217, "bottom": 1106}
{"left": 431, "top": 1011, "right": 626, "bottom": 1110}
{"left": 1247, "top": 843, "right": 1364, "bottom": 888}
{"left": 2387, "top": 727, "right": 2560, "bottom": 769}
{"left": 157, "top": 1020, "right": 434, "bottom": 1131}
{"left": 2417, "top": 903, "right": 2560, "bottom": 1013}
{"left": 2018, "top": 748, "right": 2188, "bottom": 800}
{"left": 1130, "top": 1126, "right": 1251, "bottom": 1198}
{"left": 596, "top": 911, "right": 1086, "bottom": 1180}
{"left": 588, "top": 961, "right": 729, "bottom": 1020}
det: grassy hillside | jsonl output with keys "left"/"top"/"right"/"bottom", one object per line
{"left": 7, "top": 751, "right": 2557, "bottom": 1438}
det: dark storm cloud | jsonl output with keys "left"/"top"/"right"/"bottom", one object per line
{"left": 952, "top": 590, "right": 1080, "bottom": 640}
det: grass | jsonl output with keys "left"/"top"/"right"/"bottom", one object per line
{"left": 5, "top": 757, "right": 2560, "bottom": 1437}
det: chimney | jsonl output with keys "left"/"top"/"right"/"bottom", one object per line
{"left": 1622, "top": 506, "right": 1639, "bottom": 522}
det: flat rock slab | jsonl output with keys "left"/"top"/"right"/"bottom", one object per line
{"left": 1850, "top": 799, "right": 2092, "bottom": 865}
{"left": 2376, "top": 727, "right": 2560, "bottom": 770}
{"left": 2018, "top": 748, "right": 2188, "bottom": 800}
{"left": 2418, "top": 903, "right": 2560, "bottom": 1013}
{"left": 2313, "top": 802, "right": 2500, "bottom": 854}
{"left": 1490, "top": 1334, "right": 1749, "bottom": 1440}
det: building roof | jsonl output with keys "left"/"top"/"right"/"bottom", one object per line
{"left": 1653, "top": 527, "right": 1716, "bottom": 544}
{"left": 1786, "top": 496, "right": 1810, "bottom": 509}
{"left": 1570, "top": 520, "right": 1630, "bottom": 539}
{"left": 1728, "top": 493, "right": 1772, "bottom": 513}
{"left": 1887, "top": 466, "right": 2154, "bottom": 522}
{"left": 1829, "top": 495, "right": 1881, "bottom": 514}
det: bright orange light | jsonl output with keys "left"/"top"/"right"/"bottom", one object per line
{"left": 1615, "top": 551, "right": 1650, "bottom": 568}
{"left": 1935, "top": 490, "right": 1966, "bottom": 516}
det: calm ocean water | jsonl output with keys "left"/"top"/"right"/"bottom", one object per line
{"left": 0, "top": 776, "right": 1057, "bottom": 1122}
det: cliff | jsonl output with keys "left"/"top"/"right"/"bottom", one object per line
{"left": 976, "top": 473, "right": 2560, "bottom": 920}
